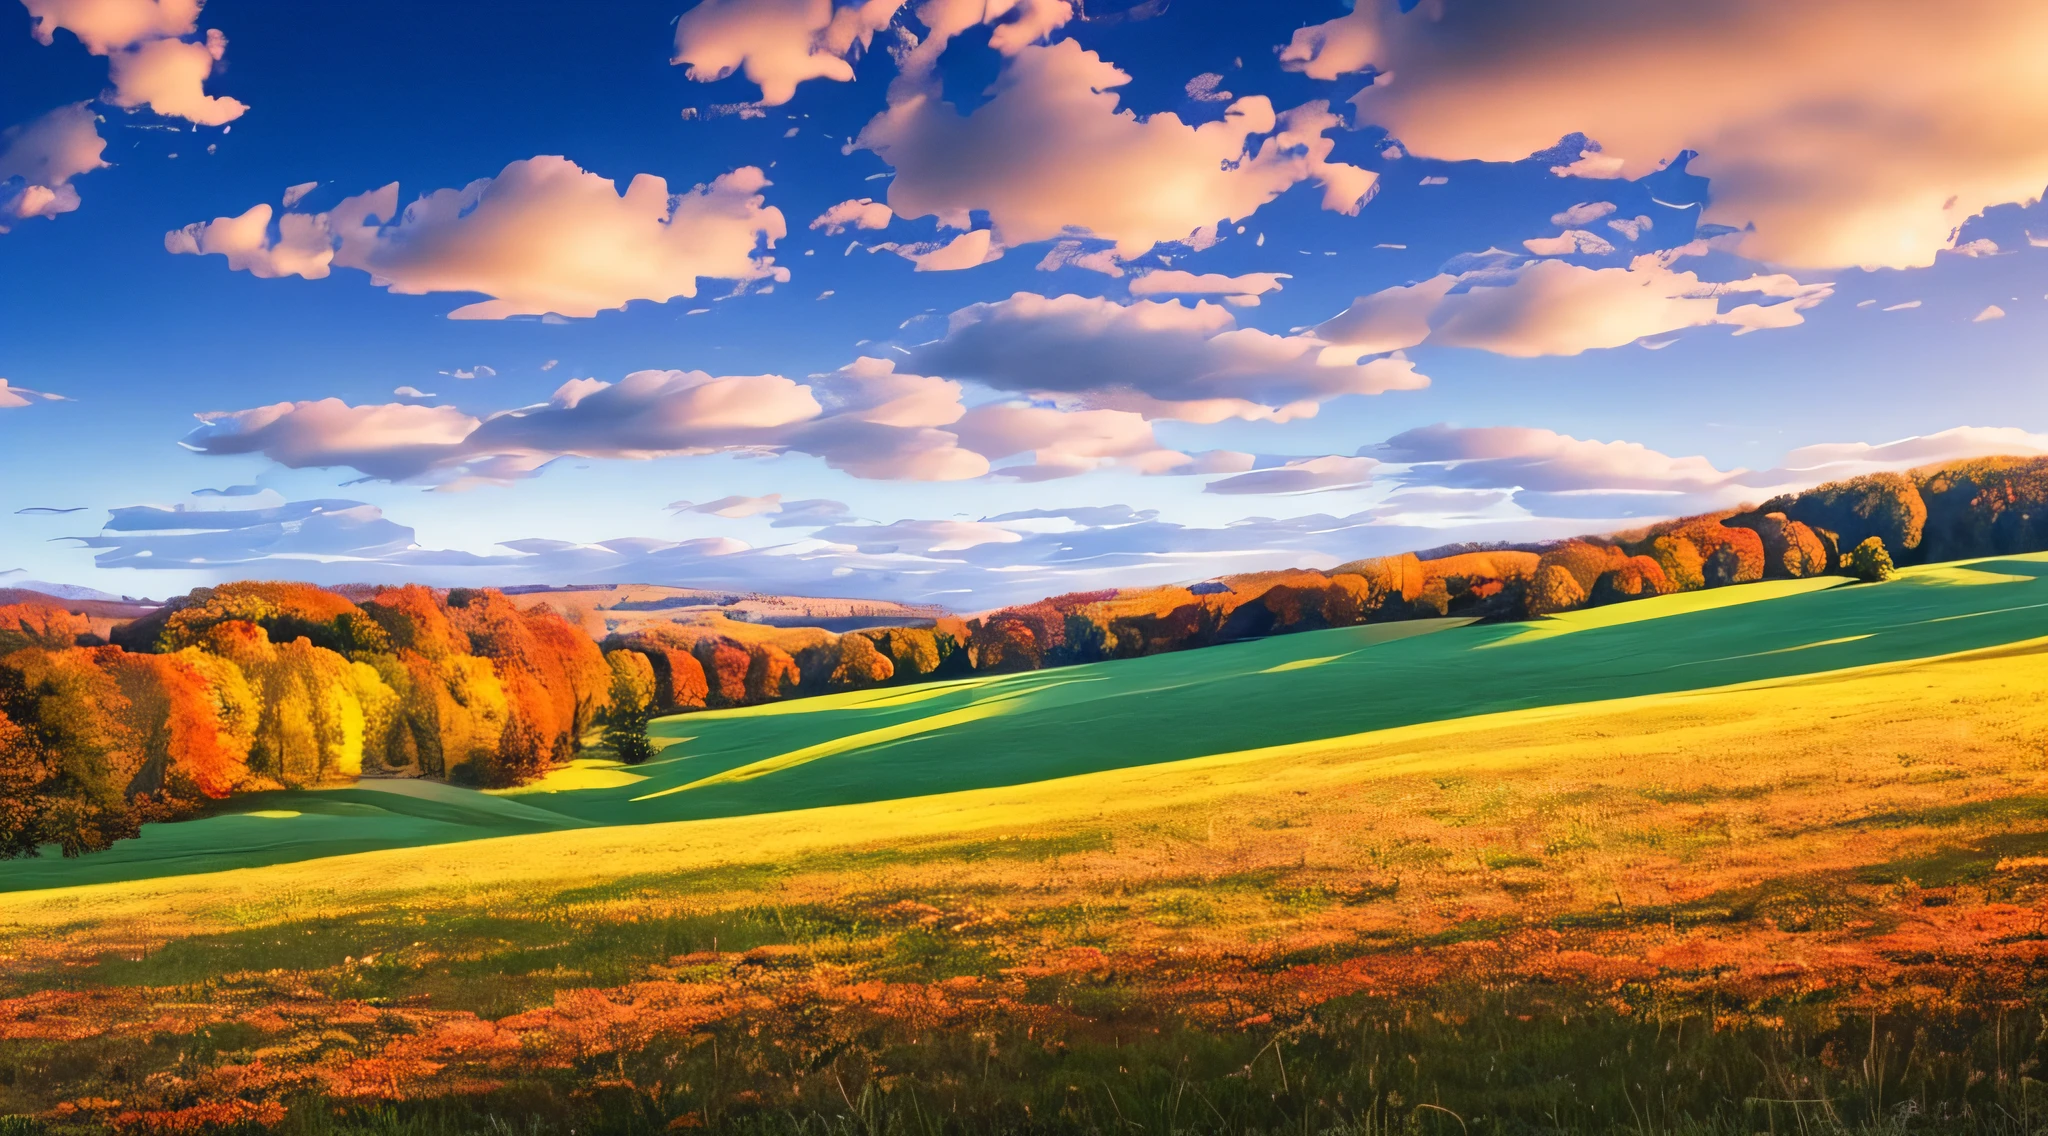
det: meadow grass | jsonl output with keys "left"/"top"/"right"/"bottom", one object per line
{"left": 2, "top": 625, "right": 2046, "bottom": 1131}
{"left": 9, "top": 555, "right": 2048, "bottom": 893}
{"left": 4, "top": 565, "right": 2048, "bottom": 1131}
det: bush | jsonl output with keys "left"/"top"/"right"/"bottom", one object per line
{"left": 1847, "top": 536, "right": 1896, "bottom": 582}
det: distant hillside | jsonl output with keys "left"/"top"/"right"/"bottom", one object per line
{"left": 0, "top": 586, "right": 160, "bottom": 640}
{"left": 492, "top": 583, "right": 945, "bottom": 638}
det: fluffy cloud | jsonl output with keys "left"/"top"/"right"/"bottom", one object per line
{"left": 672, "top": 0, "right": 905, "bottom": 106}
{"left": 1372, "top": 423, "right": 1777, "bottom": 520}
{"left": 163, "top": 203, "right": 333, "bottom": 278}
{"left": 809, "top": 518, "right": 1023, "bottom": 553}
{"left": 1318, "top": 253, "right": 1833, "bottom": 359}
{"left": 1204, "top": 455, "right": 1378, "bottom": 496}
{"left": 177, "top": 351, "right": 1226, "bottom": 487}
{"left": 23, "top": 0, "right": 198, "bottom": 53}
{"left": 1380, "top": 424, "right": 1738, "bottom": 495}
{"left": 0, "top": 103, "right": 106, "bottom": 230}
{"left": 1280, "top": 0, "right": 2048, "bottom": 269}
{"left": 669, "top": 493, "right": 788, "bottom": 518}
{"left": 105, "top": 422, "right": 2048, "bottom": 602}
{"left": 71, "top": 497, "right": 417, "bottom": 569}
{"left": 1375, "top": 421, "right": 2048, "bottom": 520}
{"left": 65, "top": 492, "right": 1580, "bottom": 606}
{"left": 183, "top": 399, "right": 483, "bottom": 482}
{"left": 1778, "top": 426, "right": 2048, "bottom": 470}
{"left": 874, "top": 228, "right": 1001, "bottom": 271}
{"left": 1522, "top": 230, "right": 1615, "bottom": 257}
{"left": 0, "top": 378, "right": 67, "bottom": 409}
{"left": 810, "top": 196, "right": 893, "bottom": 234}
{"left": 1129, "top": 270, "right": 1289, "bottom": 306}
{"left": 102, "top": 28, "right": 244, "bottom": 124}
{"left": 166, "top": 157, "right": 789, "bottom": 318}
{"left": 24, "top": 0, "right": 245, "bottom": 125}
{"left": 907, "top": 292, "right": 1427, "bottom": 424}
{"left": 950, "top": 402, "right": 1180, "bottom": 480}
{"left": 856, "top": 37, "right": 1374, "bottom": 258}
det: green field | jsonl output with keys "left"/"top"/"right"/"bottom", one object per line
{"left": 10, "top": 554, "right": 2047, "bottom": 892}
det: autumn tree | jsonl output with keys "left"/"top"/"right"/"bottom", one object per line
{"left": 746, "top": 643, "right": 802, "bottom": 702}
{"left": 1525, "top": 563, "right": 1589, "bottom": 616}
{"left": 1331, "top": 553, "right": 1424, "bottom": 608}
{"left": 1747, "top": 513, "right": 1831, "bottom": 578}
{"left": 970, "top": 618, "right": 1039, "bottom": 674}
{"left": 1646, "top": 534, "right": 1706, "bottom": 592}
{"left": 1535, "top": 540, "right": 1623, "bottom": 595}
{"left": 0, "top": 649, "right": 138, "bottom": 857}
{"left": 1914, "top": 457, "right": 2048, "bottom": 560}
{"left": 0, "top": 603, "right": 88, "bottom": 654}
{"left": 827, "top": 632, "right": 895, "bottom": 689}
{"left": 1770, "top": 472, "right": 1926, "bottom": 563}
{"left": 695, "top": 637, "right": 751, "bottom": 706}
{"left": 1319, "top": 574, "right": 1378, "bottom": 627}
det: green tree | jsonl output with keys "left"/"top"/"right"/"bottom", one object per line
{"left": 602, "top": 647, "right": 658, "bottom": 767}
{"left": 1847, "top": 536, "right": 1896, "bottom": 582}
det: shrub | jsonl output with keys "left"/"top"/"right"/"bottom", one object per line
{"left": 1847, "top": 536, "right": 1896, "bottom": 582}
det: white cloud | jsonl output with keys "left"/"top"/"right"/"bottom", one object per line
{"left": 166, "top": 157, "right": 789, "bottom": 319}
{"left": 1318, "top": 253, "right": 1833, "bottom": 359}
{"left": 875, "top": 227, "right": 1002, "bottom": 271}
{"left": 281, "top": 180, "right": 317, "bottom": 208}
{"left": 0, "top": 103, "right": 106, "bottom": 230}
{"left": 1974, "top": 304, "right": 2006, "bottom": 322}
{"left": 103, "top": 29, "right": 245, "bottom": 124}
{"left": 671, "top": 0, "right": 906, "bottom": 106}
{"left": 1550, "top": 201, "right": 1615, "bottom": 227}
{"left": 163, "top": 203, "right": 334, "bottom": 277}
{"left": 392, "top": 386, "right": 436, "bottom": 400}
{"left": 439, "top": 366, "right": 497, "bottom": 380}
{"left": 811, "top": 517, "right": 1023, "bottom": 553}
{"left": 1607, "top": 214, "right": 1653, "bottom": 240}
{"left": 907, "top": 291, "right": 1427, "bottom": 424}
{"left": 1128, "top": 270, "right": 1289, "bottom": 302}
{"left": 856, "top": 38, "right": 1374, "bottom": 258}
{"left": 1522, "top": 229, "right": 1615, "bottom": 257}
{"left": 0, "top": 378, "right": 67, "bottom": 409}
{"left": 23, "top": 0, "right": 198, "bottom": 53}
{"left": 1184, "top": 72, "right": 1231, "bottom": 103}
{"left": 950, "top": 402, "right": 1181, "bottom": 480}
{"left": 1204, "top": 455, "right": 1377, "bottom": 496}
{"left": 669, "top": 493, "right": 786, "bottom": 518}
{"left": 1779, "top": 426, "right": 2048, "bottom": 470}
{"left": 810, "top": 196, "right": 893, "bottom": 234}
{"left": 25, "top": 0, "right": 245, "bottom": 125}
{"left": 1280, "top": 0, "right": 2048, "bottom": 269}
{"left": 1035, "top": 239, "right": 1126, "bottom": 277}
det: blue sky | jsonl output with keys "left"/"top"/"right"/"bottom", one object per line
{"left": 2, "top": 0, "right": 2044, "bottom": 606}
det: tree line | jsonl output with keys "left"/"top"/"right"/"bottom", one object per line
{"left": 4, "top": 455, "right": 2044, "bottom": 858}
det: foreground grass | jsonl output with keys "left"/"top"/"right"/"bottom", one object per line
{"left": 3, "top": 633, "right": 2047, "bottom": 1132}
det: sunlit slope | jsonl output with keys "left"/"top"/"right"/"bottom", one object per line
{"left": 4, "top": 610, "right": 2042, "bottom": 934}
{"left": 5, "top": 554, "right": 2045, "bottom": 893}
